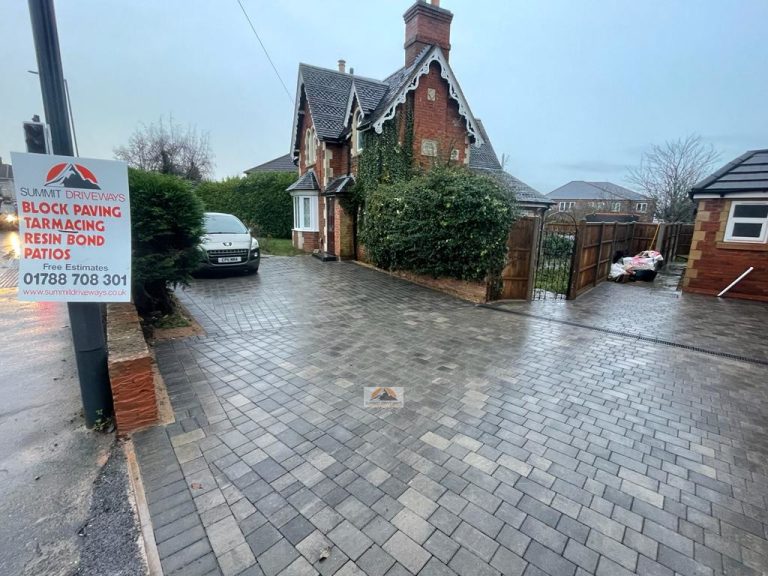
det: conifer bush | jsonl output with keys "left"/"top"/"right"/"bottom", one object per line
{"left": 129, "top": 169, "right": 204, "bottom": 315}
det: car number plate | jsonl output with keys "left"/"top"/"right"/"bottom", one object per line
{"left": 218, "top": 256, "right": 242, "bottom": 263}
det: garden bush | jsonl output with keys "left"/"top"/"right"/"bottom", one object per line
{"left": 542, "top": 233, "right": 574, "bottom": 258}
{"left": 362, "top": 167, "right": 515, "bottom": 281}
{"left": 129, "top": 169, "right": 204, "bottom": 316}
{"left": 195, "top": 172, "right": 297, "bottom": 238}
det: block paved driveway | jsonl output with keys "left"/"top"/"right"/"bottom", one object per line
{"left": 134, "top": 256, "right": 768, "bottom": 576}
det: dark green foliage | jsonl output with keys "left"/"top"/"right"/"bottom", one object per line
{"left": 195, "top": 172, "right": 297, "bottom": 238}
{"left": 541, "top": 233, "right": 574, "bottom": 258}
{"left": 362, "top": 167, "right": 515, "bottom": 281}
{"left": 341, "top": 101, "right": 414, "bottom": 223}
{"left": 129, "top": 169, "right": 204, "bottom": 316}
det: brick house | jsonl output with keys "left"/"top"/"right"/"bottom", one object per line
{"left": 683, "top": 149, "right": 768, "bottom": 301}
{"left": 286, "top": 0, "right": 551, "bottom": 259}
{"left": 546, "top": 181, "right": 653, "bottom": 222}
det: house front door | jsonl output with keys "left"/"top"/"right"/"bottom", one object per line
{"left": 326, "top": 197, "right": 335, "bottom": 255}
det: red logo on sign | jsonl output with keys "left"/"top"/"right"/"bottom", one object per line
{"left": 45, "top": 163, "right": 100, "bottom": 190}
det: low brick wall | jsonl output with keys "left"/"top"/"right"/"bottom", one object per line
{"left": 106, "top": 303, "right": 158, "bottom": 432}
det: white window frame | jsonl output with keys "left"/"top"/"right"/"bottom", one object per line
{"left": 724, "top": 201, "right": 768, "bottom": 243}
{"left": 558, "top": 201, "right": 575, "bottom": 212}
{"left": 292, "top": 193, "right": 319, "bottom": 232}
{"left": 636, "top": 202, "right": 647, "bottom": 213}
{"left": 612, "top": 202, "right": 621, "bottom": 212}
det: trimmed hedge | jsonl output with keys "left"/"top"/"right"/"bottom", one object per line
{"left": 362, "top": 167, "right": 515, "bottom": 281}
{"left": 195, "top": 172, "right": 297, "bottom": 238}
{"left": 129, "top": 168, "right": 204, "bottom": 315}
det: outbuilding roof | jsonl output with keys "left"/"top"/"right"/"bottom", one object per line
{"left": 691, "top": 149, "right": 768, "bottom": 196}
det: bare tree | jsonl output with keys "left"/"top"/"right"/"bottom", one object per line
{"left": 628, "top": 135, "right": 719, "bottom": 223}
{"left": 114, "top": 116, "right": 214, "bottom": 181}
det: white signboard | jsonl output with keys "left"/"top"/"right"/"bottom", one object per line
{"left": 11, "top": 152, "right": 131, "bottom": 302}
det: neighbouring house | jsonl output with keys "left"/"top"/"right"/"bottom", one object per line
{"left": 243, "top": 153, "right": 296, "bottom": 175}
{"left": 286, "top": 0, "right": 551, "bottom": 258}
{"left": 0, "top": 157, "right": 14, "bottom": 204}
{"left": 683, "top": 149, "right": 768, "bottom": 302}
{"left": 546, "top": 181, "right": 653, "bottom": 222}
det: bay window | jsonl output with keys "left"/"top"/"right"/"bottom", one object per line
{"left": 293, "top": 194, "right": 318, "bottom": 231}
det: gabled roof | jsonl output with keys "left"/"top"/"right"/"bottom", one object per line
{"left": 691, "top": 149, "right": 768, "bottom": 196}
{"left": 244, "top": 153, "right": 296, "bottom": 174}
{"left": 286, "top": 169, "right": 320, "bottom": 192}
{"left": 367, "top": 46, "right": 483, "bottom": 145}
{"left": 547, "top": 181, "right": 647, "bottom": 201}
{"left": 291, "top": 46, "right": 483, "bottom": 159}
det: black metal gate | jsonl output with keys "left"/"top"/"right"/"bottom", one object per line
{"left": 533, "top": 213, "right": 578, "bottom": 300}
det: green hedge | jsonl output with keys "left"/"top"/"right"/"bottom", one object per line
{"left": 362, "top": 167, "right": 515, "bottom": 281}
{"left": 129, "top": 169, "right": 204, "bottom": 315}
{"left": 195, "top": 172, "right": 297, "bottom": 238}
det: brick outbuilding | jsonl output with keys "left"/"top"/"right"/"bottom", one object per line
{"left": 683, "top": 149, "right": 768, "bottom": 301}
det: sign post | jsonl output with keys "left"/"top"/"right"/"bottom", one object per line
{"left": 26, "top": 0, "right": 116, "bottom": 428}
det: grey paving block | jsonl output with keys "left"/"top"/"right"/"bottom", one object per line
{"left": 383, "top": 530, "right": 431, "bottom": 575}
{"left": 257, "top": 539, "right": 298, "bottom": 576}
{"left": 448, "top": 547, "right": 500, "bottom": 576}
{"left": 328, "top": 520, "right": 373, "bottom": 561}
{"left": 357, "top": 545, "right": 396, "bottom": 576}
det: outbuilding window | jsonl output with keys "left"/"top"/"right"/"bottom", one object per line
{"left": 725, "top": 201, "right": 768, "bottom": 243}
{"left": 293, "top": 195, "right": 318, "bottom": 231}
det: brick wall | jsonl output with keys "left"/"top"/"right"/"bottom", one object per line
{"left": 106, "top": 303, "right": 158, "bottom": 433}
{"left": 334, "top": 199, "right": 354, "bottom": 259}
{"left": 293, "top": 229, "right": 319, "bottom": 252}
{"left": 410, "top": 61, "right": 469, "bottom": 170}
{"left": 683, "top": 198, "right": 768, "bottom": 301}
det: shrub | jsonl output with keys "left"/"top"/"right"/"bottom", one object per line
{"left": 129, "top": 168, "right": 204, "bottom": 316}
{"left": 362, "top": 167, "right": 515, "bottom": 281}
{"left": 541, "top": 233, "right": 574, "bottom": 258}
{"left": 195, "top": 172, "right": 297, "bottom": 238}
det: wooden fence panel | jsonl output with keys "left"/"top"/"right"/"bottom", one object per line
{"left": 500, "top": 217, "right": 539, "bottom": 300}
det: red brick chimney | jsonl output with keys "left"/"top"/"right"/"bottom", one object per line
{"left": 403, "top": 0, "right": 453, "bottom": 66}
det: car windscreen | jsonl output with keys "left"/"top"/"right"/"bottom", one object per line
{"left": 204, "top": 213, "right": 248, "bottom": 234}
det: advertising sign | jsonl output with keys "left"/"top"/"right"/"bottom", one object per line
{"left": 11, "top": 152, "right": 131, "bottom": 302}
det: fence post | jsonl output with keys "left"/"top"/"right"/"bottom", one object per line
{"left": 655, "top": 223, "right": 666, "bottom": 253}
{"left": 594, "top": 222, "right": 605, "bottom": 286}
{"left": 527, "top": 217, "right": 541, "bottom": 301}
{"left": 567, "top": 220, "right": 586, "bottom": 300}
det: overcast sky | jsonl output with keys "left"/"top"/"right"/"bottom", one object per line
{"left": 1, "top": 0, "right": 766, "bottom": 193}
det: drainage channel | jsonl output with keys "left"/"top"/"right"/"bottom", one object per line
{"left": 479, "top": 303, "right": 768, "bottom": 368}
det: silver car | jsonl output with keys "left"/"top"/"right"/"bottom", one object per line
{"left": 198, "top": 212, "right": 260, "bottom": 273}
